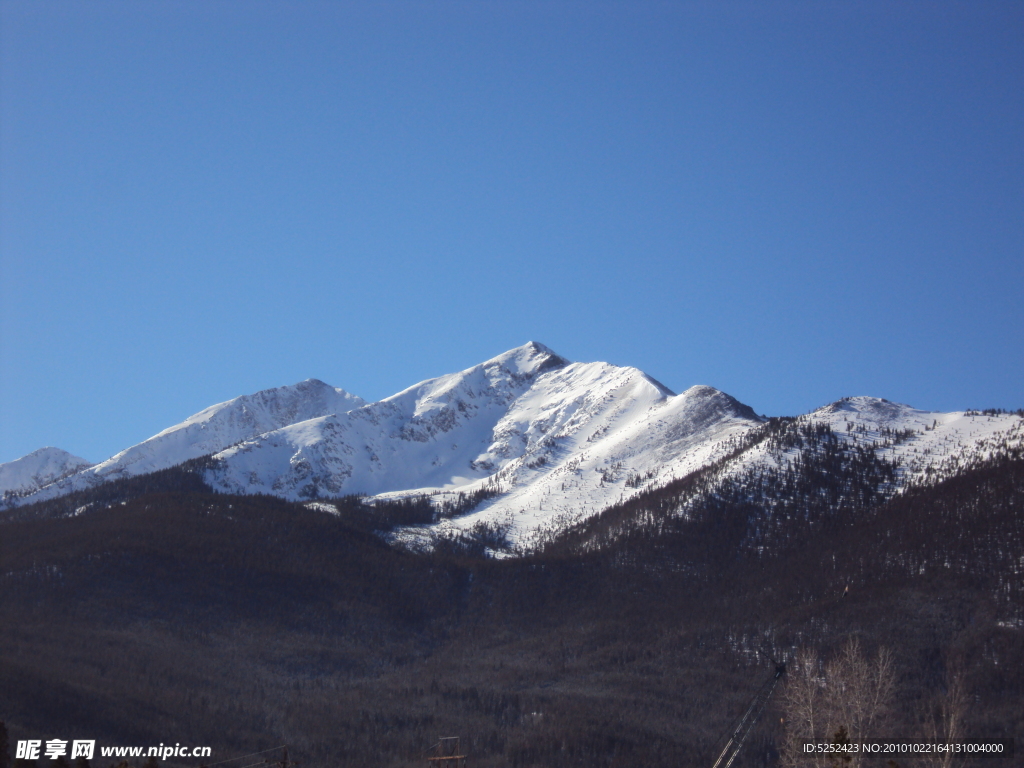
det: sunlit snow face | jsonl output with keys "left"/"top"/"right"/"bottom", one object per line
{"left": 7, "top": 342, "right": 1020, "bottom": 554}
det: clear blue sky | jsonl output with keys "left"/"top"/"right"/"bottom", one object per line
{"left": 1, "top": 1, "right": 1022, "bottom": 465}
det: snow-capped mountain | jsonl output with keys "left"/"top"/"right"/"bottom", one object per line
{"left": 544, "top": 393, "right": 1024, "bottom": 557}
{"left": 5, "top": 343, "right": 1021, "bottom": 553}
{"left": 407, "top": 397, "right": 1021, "bottom": 549}
{"left": 208, "top": 343, "right": 573, "bottom": 499}
{"left": 0, "top": 447, "right": 92, "bottom": 501}
{"left": 204, "top": 344, "right": 762, "bottom": 549}
{"left": 698, "top": 395, "right": 1024, "bottom": 495}
{"left": 386, "top": 377, "right": 761, "bottom": 549}
{"left": 7, "top": 379, "right": 365, "bottom": 505}
{"left": 804, "top": 396, "right": 1023, "bottom": 484}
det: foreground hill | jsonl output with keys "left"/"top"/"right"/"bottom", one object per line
{"left": 1, "top": 449, "right": 1021, "bottom": 768}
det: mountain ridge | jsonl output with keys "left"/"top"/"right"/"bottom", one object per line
{"left": 0, "top": 447, "right": 93, "bottom": 500}
{"left": 4, "top": 343, "right": 1022, "bottom": 552}
{"left": 1, "top": 379, "right": 365, "bottom": 504}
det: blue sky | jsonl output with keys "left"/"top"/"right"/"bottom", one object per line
{"left": 1, "top": 0, "right": 1022, "bottom": 465}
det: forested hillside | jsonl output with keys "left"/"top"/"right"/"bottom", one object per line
{"left": 2, "top": 429, "right": 1023, "bottom": 768}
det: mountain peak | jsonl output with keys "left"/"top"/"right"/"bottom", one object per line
{"left": 485, "top": 342, "right": 570, "bottom": 377}
{"left": 814, "top": 396, "right": 922, "bottom": 425}
{"left": 679, "top": 385, "right": 761, "bottom": 421}
{"left": 2, "top": 378, "right": 369, "bottom": 507}
{"left": 0, "top": 447, "right": 93, "bottom": 499}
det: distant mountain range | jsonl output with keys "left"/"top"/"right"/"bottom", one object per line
{"left": 3, "top": 342, "right": 1021, "bottom": 550}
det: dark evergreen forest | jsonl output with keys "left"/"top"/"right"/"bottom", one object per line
{"left": 1, "top": 424, "right": 1022, "bottom": 768}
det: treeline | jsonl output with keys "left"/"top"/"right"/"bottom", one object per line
{"left": 540, "top": 420, "right": 902, "bottom": 561}
{"left": 538, "top": 420, "right": 1024, "bottom": 617}
{"left": 3, "top": 467, "right": 501, "bottom": 536}
{"left": 0, "top": 456, "right": 218, "bottom": 522}
{"left": 314, "top": 486, "right": 502, "bottom": 535}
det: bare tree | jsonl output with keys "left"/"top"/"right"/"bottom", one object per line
{"left": 780, "top": 638, "right": 896, "bottom": 768}
{"left": 921, "top": 656, "right": 968, "bottom": 768}
{"left": 780, "top": 647, "right": 826, "bottom": 768}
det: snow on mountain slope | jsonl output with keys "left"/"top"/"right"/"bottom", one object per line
{"left": 206, "top": 343, "right": 574, "bottom": 498}
{"left": 0, "top": 447, "right": 92, "bottom": 501}
{"left": 656, "top": 396, "right": 1024, "bottom": 521}
{"left": 202, "top": 343, "right": 763, "bottom": 548}
{"left": 805, "top": 396, "right": 1024, "bottom": 484}
{"left": 409, "top": 379, "right": 762, "bottom": 549}
{"left": 404, "top": 394, "right": 1020, "bottom": 552}
{"left": 10, "top": 379, "right": 365, "bottom": 505}
{"left": 7, "top": 343, "right": 1019, "bottom": 554}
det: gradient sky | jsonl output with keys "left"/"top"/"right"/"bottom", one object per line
{"left": 1, "top": 0, "right": 1022, "bottom": 466}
